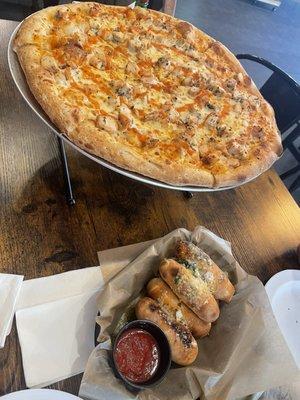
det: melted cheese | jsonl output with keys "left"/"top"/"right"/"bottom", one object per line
{"left": 25, "top": 2, "right": 272, "bottom": 172}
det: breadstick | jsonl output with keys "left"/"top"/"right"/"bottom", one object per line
{"left": 147, "top": 277, "right": 211, "bottom": 338}
{"left": 135, "top": 297, "right": 198, "bottom": 366}
{"left": 175, "top": 240, "right": 235, "bottom": 302}
{"left": 159, "top": 259, "right": 220, "bottom": 323}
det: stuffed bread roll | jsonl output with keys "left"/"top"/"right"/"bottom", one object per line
{"left": 135, "top": 297, "right": 198, "bottom": 366}
{"left": 159, "top": 259, "right": 220, "bottom": 323}
{"left": 147, "top": 277, "right": 211, "bottom": 338}
{"left": 175, "top": 240, "right": 235, "bottom": 303}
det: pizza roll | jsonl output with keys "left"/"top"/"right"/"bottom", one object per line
{"left": 175, "top": 240, "right": 235, "bottom": 303}
{"left": 147, "top": 277, "right": 211, "bottom": 338}
{"left": 135, "top": 297, "right": 198, "bottom": 366}
{"left": 159, "top": 259, "right": 220, "bottom": 323}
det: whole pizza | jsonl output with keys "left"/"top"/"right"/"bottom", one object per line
{"left": 13, "top": 2, "right": 282, "bottom": 187}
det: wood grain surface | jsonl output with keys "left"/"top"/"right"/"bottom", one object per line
{"left": 0, "top": 19, "right": 300, "bottom": 396}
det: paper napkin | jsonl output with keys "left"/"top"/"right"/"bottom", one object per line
{"left": 15, "top": 266, "right": 103, "bottom": 388}
{"left": 0, "top": 273, "right": 24, "bottom": 348}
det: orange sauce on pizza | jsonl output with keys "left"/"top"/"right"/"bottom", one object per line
{"left": 67, "top": 82, "right": 100, "bottom": 109}
{"left": 133, "top": 91, "right": 147, "bottom": 100}
{"left": 133, "top": 109, "right": 146, "bottom": 119}
{"left": 49, "top": 35, "right": 64, "bottom": 50}
{"left": 176, "top": 103, "right": 194, "bottom": 112}
{"left": 86, "top": 36, "right": 98, "bottom": 46}
{"left": 147, "top": 98, "right": 162, "bottom": 108}
{"left": 151, "top": 42, "right": 168, "bottom": 51}
{"left": 124, "top": 7, "right": 136, "bottom": 20}
{"left": 138, "top": 60, "right": 153, "bottom": 70}
{"left": 177, "top": 140, "right": 196, "bottom": 156}
{"left": 152, "top": 42, "right": 193, "bottom": 60}
{"left": 128, "top": 127, "right": 148, "bottom": 145}
{"left": 80, "top": 67, "right": 113, "bottom": 95}
{"left": 98, "top": 109, "right": 117, "bottom": 119}
{"left": 113, "top": 45, "right": 128, "bottom": 57}
{"left": 210, "top": 164, "right": 227, "bottom": 174}
{"left": 128, "top": 25, "right": 140, "bottom": 34}
{"left": 62, "top": 88, "right": 85, "bottom": 108}
{"left": 219, "top": 103, "right": 230, "bottom": 119}
{"left": 162, "top": 82, "right": 176, "bottom": 93}
{"left": 194, "top": 91, "right": 211, "bottom": 107}
{"left": 137, "top": 132, "right": 148, "bottom": 145}
{"left": 158, "top": 140, "right": 194, "bottom": 159}
{"left": 52, "top": 48, "right": 66, "bottom": 64}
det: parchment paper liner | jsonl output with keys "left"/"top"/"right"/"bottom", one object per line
{"left": 80, "top": 226, "right": 299, "bottom": 400}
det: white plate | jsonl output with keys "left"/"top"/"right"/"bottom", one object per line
{"left": 8, "top": 22, "right": 257, "bottom": 193}
{"left": 1, "top": 389, "right": 81, "bottom": 400}
{"left": 265, "top": 269, "right": 300, "bottom": 368}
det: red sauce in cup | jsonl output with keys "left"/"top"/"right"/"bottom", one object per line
{"left": 114, "top": 328, "right": 160, "bottom": 383}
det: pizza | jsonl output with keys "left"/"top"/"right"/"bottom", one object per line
{"left": 13, "top": 2, "right": 282, "bottom": 187}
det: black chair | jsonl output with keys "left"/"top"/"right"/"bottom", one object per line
{"left": 236, "top": 54, "right": 300, "bottom": 194}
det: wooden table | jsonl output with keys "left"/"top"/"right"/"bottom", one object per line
{"left": 0, "top": 19, "right": 299, "bottom": 396}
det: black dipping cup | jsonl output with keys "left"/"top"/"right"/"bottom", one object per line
{"left": 112, "top": 320, "right": 171, "bottom": 391}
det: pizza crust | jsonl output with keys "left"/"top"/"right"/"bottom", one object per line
{"left": 13, "top": 2, "right": 282, "bottom": 189}
{"left": 213, "top": 150, "right": 280, "bottom": 187}
{"left": 72, "top": 132, "right": 215, "bottom": 187}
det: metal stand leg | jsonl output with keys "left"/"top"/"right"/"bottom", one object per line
{"left": 183, "top": 191, "right": 194, "bottom": 199}
{"left": 57, "top": 137, "right": 75, "bottom": 206}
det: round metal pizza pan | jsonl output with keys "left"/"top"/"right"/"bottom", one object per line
{"left": 8, "top": 22, "right": 257, "bottom": 193}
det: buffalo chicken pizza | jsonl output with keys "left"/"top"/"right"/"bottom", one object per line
{"left": 13, "top": 2, "right": 282, "bottom": 187}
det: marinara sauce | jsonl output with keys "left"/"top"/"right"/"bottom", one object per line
{"left": 114, "top": 328, "right": 160, "bottom": 383}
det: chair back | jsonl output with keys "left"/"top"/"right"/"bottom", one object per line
{"left": 236, "top": 54, "right": 300, "bottom": 133}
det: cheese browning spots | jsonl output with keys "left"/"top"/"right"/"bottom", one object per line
{"left": 14, "top": 2, "right": 281, "bottom": 187}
